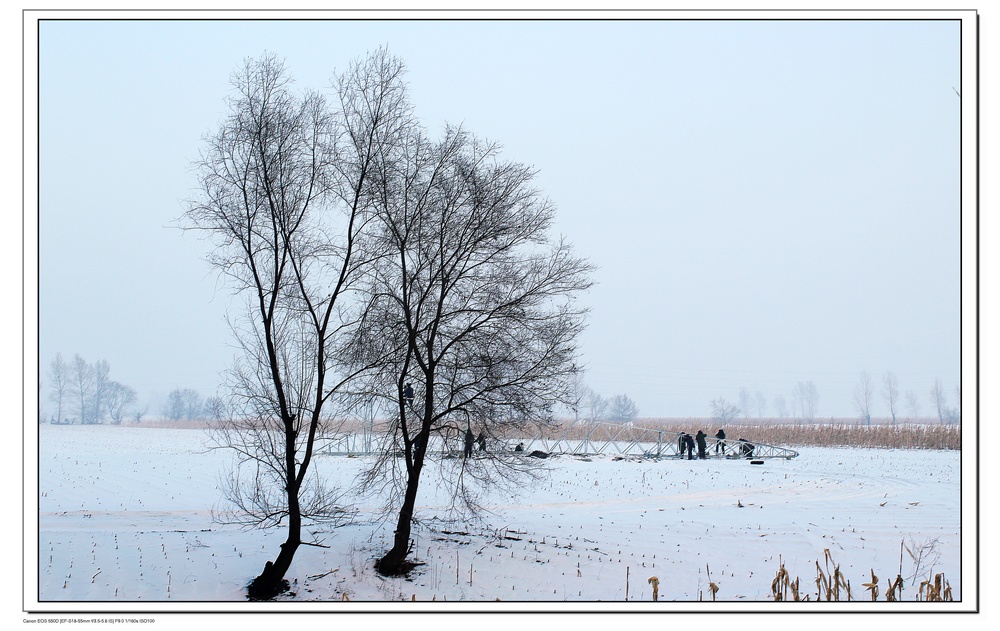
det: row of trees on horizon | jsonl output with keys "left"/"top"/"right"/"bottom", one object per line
{"left": 709, "top": 373, "right": 960, "bottom": 426}
{"left": 45, "top": 353, "right": 227, "bottom": 424}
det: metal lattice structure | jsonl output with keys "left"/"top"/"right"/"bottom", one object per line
{"left": 512, "top": 422, "right": 798, "bottom": 460}
{"left": 318, "top": 421, "right": 799, "bottom": 460}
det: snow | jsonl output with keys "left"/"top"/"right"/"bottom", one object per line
{"left": 31, "top": 423, "right": 969, "bottom": 615}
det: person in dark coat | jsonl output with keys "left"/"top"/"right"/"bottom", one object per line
{"left": 476, "top": 432, "right": 487, "bottom": 452}
{"left": 464, "top": 427, "right": 475, "bottom": 458}
{"left": 715, "top": 428, "right": 726, "bottom": 454}
{"left": 683, "top": 433, "right": 696, "bottom": 460}
{"left": 403, "top": 383, "right": 414, "bottom": 405}
{"left": 695, "top": 430, "right": 708, "bottom": 459}
{"left": 738, "top": 438, "right": 754, "bottom": 458}
{"left": 678, "top": 433, "right": 687, "bottom": 458}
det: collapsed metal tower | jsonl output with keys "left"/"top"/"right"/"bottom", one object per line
{"left": 319, "top": 421, "right": 799, "bottom": 460}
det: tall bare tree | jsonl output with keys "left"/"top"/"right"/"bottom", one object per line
{"left": 931, "top": 378, "right": 947, "bottom": 424}
{"left": 854, "top": 371, "right": 874, "bottom": 425}
{"left": 48, "top": 353, "right": 69, "bottom": 423}
{"left": 905, "top": 390, "right": 921, "bottom": 420}
{"left": 882, "top": 371, "right": 900, "bottom": 424}
{"left": 71, "top": 354, "right": 93, "bottom": 425}
{"left": 352, "top": 124, "right": 593, "bottom": 576}
{"left": 184, "top": 50, "right": 404, "bottom": 599}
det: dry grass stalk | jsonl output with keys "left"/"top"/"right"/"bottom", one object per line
{"left": 886, "top": 574, "right": 904, "bottom": 601}
{"left": 705, "top": 564, "right": 719, "bottom": 602}
{"left": 918, "top": 573, "right": 953, "bottom": 602}
{"left": 863, "top": 570, "right": 879, "bottom": 601}
{"left": 772, "top": 563, "right": 790, "bottom": 601}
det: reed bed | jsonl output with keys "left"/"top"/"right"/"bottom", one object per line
{"left": 627, "top": 419, "right": 961, "bottom": 450}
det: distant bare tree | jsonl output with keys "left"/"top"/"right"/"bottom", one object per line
{"left": 106, "top": 382, "right": 136, "bottom": 424}
{"left": 854, "top": 372, "right": 874, "bottom": 425}
{"left": 48, "top": 353, "right": 69, "bottom": 423}
{"left": 585, "top": 389, "right": 609, "bottom": 423}
{"left": 738, "top": 388, "right": 752, "bottom": 420}
{"left": 203, "top": 396, "right": 228, "bottom": 422}
{"left": 882, "top": 371, "right": 900, "bottom": 424}
{"left": 930, "top": 378, "right": 947, "bottom": 424}
{"left": 184, "top": 50, "right": 396, "bottom": 599}
{"left": 164, "top": 389, "right": 186, "bottom": 421}
{"left": 795, "top": 381, "right": 818, "bottom": 420}
{"left": 905, "top": 390, "right": 921, "bottom": 420}
{"left": 754, "top": 390, "right": 767, "bottom": 418}
{"left": 88, "top": 360, "right": 111, "bottom": 424}
{"left": 567, "top": 367, "right": 586, "bottom": 423}
{"left": 608, "top": 394, "right": 639, "bottom": 422}
{"left": 351, "top": 121, "right": 593, "bottom": 577}
{"left": 710, "top": 397, "right": 741, "bottom": 424}
{"left": 773, "top": 394, "right": 788, "bottom": 418}
{"left": 71, "top": 354, "right": 93, "bottom": 425}
{"left": 954, "top": 384, "right": 961, "bottom": 420}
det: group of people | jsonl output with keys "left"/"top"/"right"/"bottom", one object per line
{"left": 678, "top": 428, "right": 748, "bottom": 459}
{"left": 464, "top": 426, "right": 487, "bottom": 457}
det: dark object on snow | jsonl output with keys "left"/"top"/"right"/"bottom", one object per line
{"left": 750, "top": 460, "right": 764, "bottom": 465}
{"left": 738, "top": 438, "right": 755, "bottom": 458}
{"left": 514, "top": 442, "right": 524, "bottom": 452}
{"left": 695, "top": 430, "right": 708, "bottom": 459}
{"left": 715, "top": 428, "right": 726, "bottom": 454}
{"left": 528, "top": 450, "right": 549, "bottom": 459}
{"left": 683, "top": 434, "right": 696, "bottom": 460}
{"left": 464, "top": 427, "right": 474, "bottom": 458}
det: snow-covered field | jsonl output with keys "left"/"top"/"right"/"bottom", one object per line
{"left": 30, "top": 423, "right": 970, "bottom": 613}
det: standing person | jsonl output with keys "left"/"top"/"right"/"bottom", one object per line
{"left": 695, "top": 430, "right": 707, "bottom": 459}
{"left": 476, "top": 432, "right": 487, "bottom": 452}
{"left": 684, "top": 433, "right": 696, "bottom": 460}
{"left": 678, "top": 433, "right": 687, "bottom": 459}
{"left": 464, "top": 427, "right": 475, "bottom": 458}
{"left": 403, "top": 383, "right": 414, "bottom": 405}
{"left": 715, "top": 428, "right": 726, "bottom": 455}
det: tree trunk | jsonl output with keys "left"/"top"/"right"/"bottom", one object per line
{"left": 376, "top": 460, "right": 422, "bottom": 576}
{"left": 247, "top": 424, "right": 302, "bottom": 600}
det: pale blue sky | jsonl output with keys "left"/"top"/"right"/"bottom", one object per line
{"left": 34, "top": 15, "right": 968, "bottom": 419}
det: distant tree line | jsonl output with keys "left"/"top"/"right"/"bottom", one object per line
{"left": 708, "top": 373, "right": 960, "bottom": 426}
{"left": 46, "top": 354, "right": 230, "bottom": 424}
{"left": 47, "top": 353, "right": 137, "bottom": 424}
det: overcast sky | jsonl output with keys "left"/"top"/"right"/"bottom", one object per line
{"left": 32, "top": 13, "right": 971, "bottom": 420}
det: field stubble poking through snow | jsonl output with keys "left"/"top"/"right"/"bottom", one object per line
{"left": 34, "top": 424, "right": 961, "bottom": 606}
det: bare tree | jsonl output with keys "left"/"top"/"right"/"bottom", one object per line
{"left": 184, "top": 51, "right": 398, "bottom": 599}
{"left": 48, "top": 353, "right": 69, "bottom": 423}
{"left": 882, "top": 371, "right": 900, "bottom": 424}
{"left": 710, "top": 397, "right": 741, "bottom": 424}
{"left": 608, "top": 394, "right": 639, "bottom": 423}
{"left": 930, "top": 378, "right": 947, "bottom": 424}
{"left": 585, "top": 389, "right": 608, "bottom": 423}
{"left": 773, "top": 394, "right": 788, "bottom": 418}
{"left": 106, "top": 382, "right": 136, "bottom": 424}
{"left": 794, "top": 381, "right": 818, "bottom": 420}
{"left": 905, "top": 390, "right": 921, "bottom": 420}
{"left": 88, "top": 359, "right": 111, "bottom": 424}
{"left": 164, "top": 389, "right": 186, "bottom": 421}
{"left": 854, "top": 372, "right": 874, "bottom": 425}
{"left": 71, "top": 354, "right": 93, "bottom": 425}
{"left": 738, "top": 388, "right": 752, "bottom": 420}
{"left": 352, "top": 122, "right": 593, "bottom": 576}
{"left": 754, "top": 390, "right": 767, "bottom": 418}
